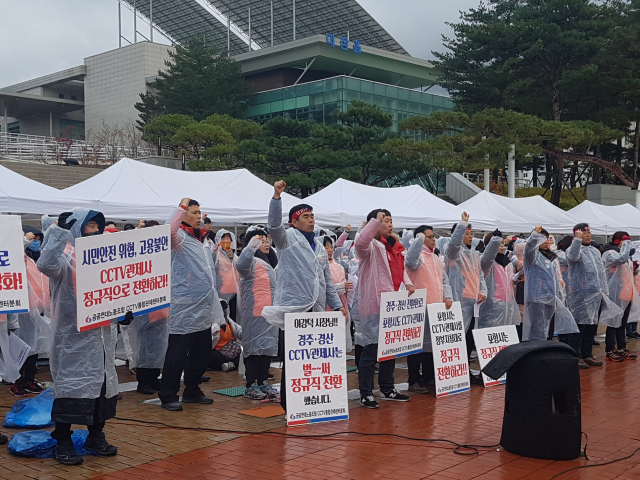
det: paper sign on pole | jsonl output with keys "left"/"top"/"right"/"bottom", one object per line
{"left": 472, "top": 325, "right": 519, "bottom": 387}
{"left": 284, "top": 312, "right": 349, "bottom": 426}
{"left": 8, "top": 332, "right": 31, "bottom": 370}
{"left": 0, "top": 215, "right": 29, "bottom": 315}
{"left": 75, "top": 225, "right": 171, "bottom": 332}
{"left": 427, "top": 301, "right": 470, "bottom": 398}
{"left": 377, "top": 289, "right": 427, "bottom": 361}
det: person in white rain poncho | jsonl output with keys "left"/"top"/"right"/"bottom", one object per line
{"left": 37, "top": 209, "right": 120, "bottom": 465}
{"left": 404, "top": 225, "right": 453, "bottom": 394}
{"left": 264, "top": 181, "right": 346, "bottom": 410}
{"left": 158, "top": 198, "right": 224, "bottom": 411}
{"left": 479, "top": 230, "right": 520, "bottom": 329}
{"left": 566, "top": 223, "right": 622, "bottom": 368}
{"left": 323, "top": 235, "right": 354, "bottom": 353}
{"left": 523, "top": 226, "right": 579, "bottom": 346}
{"left": 601, "top": 231, "right": 639, "bottom": 362}
{"left": 235, "top": 227, "right": 280, "bottom": 400}
{"left": 214, "top": 229, "right": 239, "bottom": 320}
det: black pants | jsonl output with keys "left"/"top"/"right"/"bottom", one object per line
{"left": 136, "top": 368, "right": 161, "bottom": 389}
{"left": 354, "top": 344, "right": 363, "bottom": 368}
{"left": 577, "top": 323, "right": 599, "bottom": 359}
{"left": 407, "top": 352, "right": 434, "bottom": 386}
{"left": 229, "top": 295, "right": 237, "bottom": 321}
{"left": 279, "top": 329, "right": 287, "bottom": 410}
{"left": 16, "top": 354, "right": 38, "bottom": 385}
{"left": 209, "top": 349, "right": 240, "bottom": 370}
{"left": 559, "top": 333, "right": 581, "bottom": 354}
{"left": 606, "top": 303, "right": 631, "bottom": 352}
{"left": 159, "top": 328, "right": 212, "bottom": 404}
{"left": 245, "top": 355, "right": 271, "bottom": 387}
{"left": 465, "top": 317, "right": 476, "bottom": 359}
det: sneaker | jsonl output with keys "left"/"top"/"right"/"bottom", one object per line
{"left": 593, "top": 340, "right": 600, "bottom": 346}
{"left": 23, "top": 381, "right": 44, "bottom": 394}
{"left": 606, "top": 351, "right": 625, "bottom": 362}
{"left": 259, "top": 381, "right": 277, "bottom": 397}
{"left": 584, "top": 357, "right": 604, "bottom": 367}
{"left": 617, "top": 349, "right": 637, "bottom": 360}
{"left": 84, "top": 433, "right": 117, "bottom": 456}
{"left": 470, "top": 373, "right": 484, "bottom": 385}
{"left": 381, "top": 389, "right": 410, "bottom": 401}
{"left": 201, "top": 376, "right": 210, "bottom": 382}
{"left": 360, "top": 395, "right": 379, "bottom": 409}
{"left": 136, "top": 384, "right": 155, "bottom": 395}
{"left": 161, "top": 401, "right": 183, "bottom": 411}
{"left": 10, "top": 384, "right": 28, "bottom": 397}
{"left": 578, "top": 359, "right": 590, "bottom": 369}
{"left": 470, "top": 350, "right": 478, "bottom": 360}
{"left": 267, "top": 373, "right": 275, "bottom": 380}
{"left": 221, "top": 362, "right": 236, "bottom": 372}
{"left": 244, "top": 382, "right": 267, "bottom": 400}
{"left": 0, "top": 433, "right": 7, "bottom": 445}
{"left": 181, "top": 395, "right": 214, "bottom": 404}
{"left": 631, "top": 332, "right": 640, "bottom": 339}
{"left": 408, "top": 383, "right": 430, "bottom": 394}
{"left": 54, "top": 441, "right": 84, "bottom": 466}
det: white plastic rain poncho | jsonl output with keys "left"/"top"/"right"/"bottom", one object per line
{"left": 37, "top": 209, "right": 118, "bottom": 400}
{"left": 214, "top": 229, "right": 239, "bottom": 303}
{"left": 478, "top": 236, "right": 520, "bottom": 328}
{"left": 444, "top": 222, "right": 487, "bottom": 331}
{"left": 0, "top": 314, "right": 20, "bottom": 383}
{"left": 262, "top": 199, "right": 342, "bottom": 328}
{"left": 8, "top": 256, "right": 52, "bottom": 357}
{"left": 523, "top": 232, "right": 578, "bottom": 341}
{"left": 436, "top": 236, "right": 450, "bottom": 254}
{"left": 326, "top": 238, "right": 353, "bottom": 353}
{"left": 168, "top": 207, "right": 224, "bottom": 335}
{"left": 125, "top": 308, "right": 169, "bottom": 369}
{"left": 235, "top": 235, "right": 279, "bottom": 357}
{"left": 355, "top": 218, "right": 412, "bottom": 345}
{"left": 565, "top": 238, "right": 622, "bottom": 326}
{"left": 602, "top": 241, "right": 640, "bottom": 328}
{"left": 41, "top": 214, "right": 56, "bottom": 233}
{"left": 347, "top": 247, "right": 363, "bottom": 347}
{"left": 405, "top": 233, "right": 453, "bottom": 353}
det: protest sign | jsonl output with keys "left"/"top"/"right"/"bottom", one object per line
{"left": 75, "top": 225, "right": 171, "bottom": 332}
{"left": 472, "top": 325, "right": 519, "bottom": 387}
{"left": 284, "top": 312, "right": 348, "bottom": 426}
{"left": 377, "top": 289, "right": 427, "bottom": 361}
{"left": 0, "top": 216, "right": 29, "bottom": 315}
{"left": 427, "top": 301, "right": 470, "bottom": 398}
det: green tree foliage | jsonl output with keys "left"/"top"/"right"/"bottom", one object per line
{"left": 141, "top": 114, "right": 196, "bottom": 152}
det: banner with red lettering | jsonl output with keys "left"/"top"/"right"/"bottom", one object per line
{"left": 376, "top": 289, "right": 427, "bottom": 361}
{"left": 0, "top": 216, "right": 29, "bottom": 315}
{"left": 427, "top": 302, "right": 470, "bottom": 398}
{"left": 75, "top": 225, "right": 171, "bottom": 332}
{"left": 472, "top": 325, "right": 519, "bottom": 387}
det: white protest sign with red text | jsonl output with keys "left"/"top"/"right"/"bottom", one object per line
{"left": 75, "top": 225, "right": 171, "bottom": 332}
{"left": 427, "top": 301, "right": 470, "bottom": 398}
{"left": 377, "top": 289, "right": 427, "bottom": 361}
{"left": 472, "top": 325, "right": 519, "bottom": 387}
{"left": 0, "top": 215, "right": 29, "bottom": 315}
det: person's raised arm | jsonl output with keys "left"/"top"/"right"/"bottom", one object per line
{"left": 37, "top": 225, "right": 73, "bottom": 279}
{"left": 404, "top": 233, "right": 424, "bottom": 272}
{"left": 604, "top": 240, "right": 632, "bottom": 268}
{"left": 355, "top": 214, "right": 383, "bottom": 260}
{"left": 481, "top": 232, "right": 502, "bottom": 273}
{"left": 445, "top": 212, "right": 469, "bottom": 261}
{"left": 170, "top": 198, "right": 189, "bottom": 251}
{"left": 524, "top": 227, "right": 546, "bottom": 266}
{"left": 336, "top": 225, "right": 350, "bottom": 248}
{"left": 268, "top": 180, "right": 289, "bottom": 251}
{"left": 236, "top": 236, "right": 260, "bottom": 277}
{"left": 566, "top": 231, "right": 583, "bottom": 263}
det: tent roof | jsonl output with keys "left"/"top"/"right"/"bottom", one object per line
{"left": 304, "top": 178, "right": 497, "bottom": 230}
{"left": 568, "top": 200, "right": 640, "bottom": 235}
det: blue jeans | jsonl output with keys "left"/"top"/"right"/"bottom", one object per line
{"left": 358, "top": 343, "right": 395, "bottom": 397}
{"left": 627, "top": 322, "right": 638, "bottom": 333}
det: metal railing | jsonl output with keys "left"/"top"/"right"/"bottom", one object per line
{"left": 0, "top": 132, "right": 159, "bottom": 165}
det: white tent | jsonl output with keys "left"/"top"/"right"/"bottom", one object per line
{"left": 568, "top": 201, "right": 640, "bottom": 236}
{"left": 304, "top": 178, "right": 498, "bottom": 230}
{"left": 0, "top": 164, "right": 79, "bottom": 216}
{"left": 458, "top": 191, "right": 582, "bottom": 234}
{"left": 61, "top": 158, "right": 339, "bottom": 225}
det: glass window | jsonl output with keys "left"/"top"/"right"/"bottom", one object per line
{"left": 397, "top": 99, "right": 408, "bottom": 111}
{"left": 360, "top": 92, "right": 373, "bottom": 104}
{"left": 7, "top": 121, "right": 20, "bottom": 134}
{"left": 421, "top": 104, "right": 433, "bottom": 115}
{"left": 283, "top": 98, "right": 296, "bottom": 110}
{"left": 258, "top": 103, "right": 271, "bottom": 115}
{"left": 262, "top": 89, "right": 282, "bottom": 103}
{"left": 346, "top": 90, "right": 360, "bottom": 102}
{"left": 283, "top": 87, "right": 296, "bottom": 99}
{"left": 247, "top": 105, "right": 259, "bottom": 117}
{"left": 346, "top": 77, "right": 360, "bottom": 91}
{"left": 310, "top": 81, "right": 324, "bottom": 95}
{"left": 360, "top": 80, "right": 373, "bottom": 94}
{"left": 295, "top": 83, "right": 310, "bottom": 96}
{"left": 433, "top": 95, "right": 445, "bottom": 107}
{"left": 385, "top": 97, "right": 398, "bottom": 110}
{"left": 372, "top": 95, "right": 384, "bottom": 107}
{"left": 324, "top": 78, "right": 338, "bottom": 92}
{"left": 373, "top": 83, "right": 386, "bottom": 96}
{"left": 385, "top": 85, "right": 398, "bottom": 98}
{"left": 324, "top": 90, "right": 338, "bottom": 103}
{"left": 271, "top": 100, "right": 283, "bottom": 112}
{"left": 310, "top": 94, "right": 324, "bottom": 106}
{"left": 296, "top": 96, "right": 310, "bottom": 108}
{"left": 409, "top": 90, "right": 422, "bottom": 102}
{"left": 397, "top": 88, "right": 410, "bottom": 101}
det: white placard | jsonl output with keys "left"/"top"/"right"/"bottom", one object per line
{"left": 472, "top": 325, "right": 519, "bottom": 387}
{"left": 427, "top": 302, "right": 470, "bottom": 398}
{"left": 0, "top": 215, "right": 29, "bottom": 315}
{"left": 377, "top": 289, "right": 427, "bottom": 361}
{"left": 284, "top": 312, "right": 349, "bottom": 426}
{"left": 75, "top": 225, "right": 171, "bottom": 332}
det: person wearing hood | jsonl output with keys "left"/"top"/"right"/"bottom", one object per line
{"left": 22, "top": 226, "right": 44, "bottom": 262}
{"left": 566, "top": 223, "right": 621, "bottom": 368}
{"left": 478, "top": 230, "right": 520, "bottom": 329}
{"left": 356, "top": 209, "right": 415, "bottom": 409}
{"left": 213, "top": 229, "right": 239, "bottom": 320}
{"left": 37, "top": 209, "right": 119, "bottom": 465}
{"left": 324, "top": 235, "right": 354, "bottom": 350}
{"left": 236, "top": 228, "right": 279, "bottom": 400}
{"left": 158, "top": 198, "right": 225, "bottom": 411}
{"left": 405, "top": 225, "right": 453, "bottom": 394}
{"left": 601, "top": 231, "right": 639, "bottom": 362}
{"left": 263, "top": 180, "right": 345, "bottom": 410}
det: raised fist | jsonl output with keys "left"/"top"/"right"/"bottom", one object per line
{"left": 274, "top": 180, "right": 286, "bottom": 199}
{"left": 461, "top": 211, "right": 470, "bottom": 222}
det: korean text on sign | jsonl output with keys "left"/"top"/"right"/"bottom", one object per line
{"left": 377, "top": 289, "right": 427, "bottom": 361}
{"left": 427, "top": 302, "right": 470, "bottom": 398}
{"left": 75, "top": 225, "right": 171, "bottom": 332}
{"left": 285, "top": 312, "right": 349, "bottom": 426}
{"left": 0, "top": 216, "right": 29, "bottom": 315}
{"left": 472, "top": 325, "right": 519, "bottom": 387}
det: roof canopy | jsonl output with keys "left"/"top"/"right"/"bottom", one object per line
{"left": 568, "top": 200, "right": 640, "bottom": 236}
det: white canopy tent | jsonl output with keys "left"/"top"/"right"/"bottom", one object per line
{"left": 304, "top": 178, "right": 498, "bottom": 230}
{"left": 568, "top": 201, "right": 640, "bottom": 236}
{"left": 0, "top": 164, "right": 79, "bottom": 216}
{"left": 458, "top": 191, "right": 583, "bottom": 234}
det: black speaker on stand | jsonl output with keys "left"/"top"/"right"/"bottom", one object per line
{"left": 482, "top": 341, "right": 581, "bottom": 460}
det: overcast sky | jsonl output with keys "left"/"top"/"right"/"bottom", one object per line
{"left": 0, "top": 0, "right": 478, "bottom": 88}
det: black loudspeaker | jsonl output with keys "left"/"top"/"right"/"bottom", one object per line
{"left": 483, "top": 341, "right": 581, "bottom": 460}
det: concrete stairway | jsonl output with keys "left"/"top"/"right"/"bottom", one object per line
{"left": 0, "top": 160, "right": 103, "bottom": 189}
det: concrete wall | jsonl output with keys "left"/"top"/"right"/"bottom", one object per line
{"left": 84, "top": 41, "right": 174, "bottom": 136}
{"left": 446, "top": 172, "right": 482, "bottom": 205}
{"left": 587, "top": 184, "right": 637, "bottom": 207}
